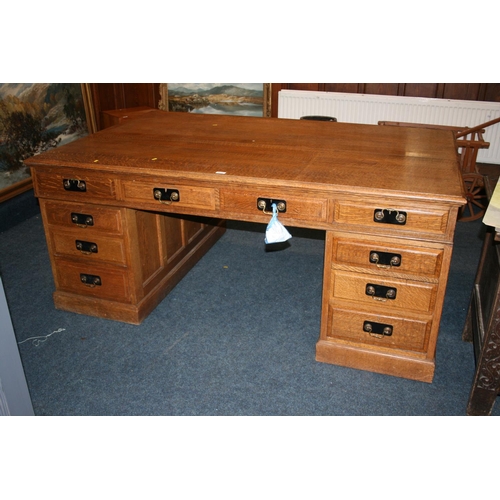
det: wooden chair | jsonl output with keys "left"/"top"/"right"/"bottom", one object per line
{"left": 462, "top": 176, "right": 500, "bottom": 415}
{"left": 300, "top": 115, "right": 337, "bottom": 122}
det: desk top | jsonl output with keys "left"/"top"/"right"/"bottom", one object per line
{"left": 26, "top": 110, "right": 465, "bottom": 205}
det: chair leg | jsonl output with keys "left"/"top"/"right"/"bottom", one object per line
{"left": 467, "top": 386, "right": 498, "bottom": 416}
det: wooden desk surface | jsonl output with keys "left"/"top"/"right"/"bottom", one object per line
{"left": 26, "top": 110, "right": 465, "bottom": 205}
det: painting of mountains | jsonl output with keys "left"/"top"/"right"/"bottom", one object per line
{"left": 0, "top": 83, "right": 89, "bottom": 199}
{"left": 167, "top": 83, "right": 266, "bottom": 116}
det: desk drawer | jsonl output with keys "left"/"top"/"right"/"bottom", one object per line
{"left": 332, "top": 235, "right": 443, "bottom": 278}
{"left": 121, "top": 180, "right": 217, "bottom": 211}
{"left": 53, "top": 258, "right": 131, "bottom": 303}
{"left": 330, "top": 269, "right": 437, "bottom": 313}
{"left": 34, "top": 170, "right": 116, "bottom": 201}
{"left": 326, "top": 303, "right": 431, "bottom": 353}
{"left": 50, "top": 230, "right": 127, "bottom": 265}
{"left": 221, "top": 189, "right": 328, "bottom": 223}
{"left": 334, "top": 202, "right": 449, "bottom": 235}
{"left": 41, "top": 200, "right": 124, "bottom": 234}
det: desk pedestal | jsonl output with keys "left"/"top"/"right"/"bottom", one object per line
{"left": 39, "top": 199, "right": 225, "bottom": 324}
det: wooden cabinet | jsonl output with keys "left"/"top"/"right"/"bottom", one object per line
{"left": 89, "top": 84, "right": 160, "bottom": 131}
{"left": 100, "top": 106, "right": 157, "bottom": 130}
{"left": 26, "top": 111, "right": 465, "bottom": 382}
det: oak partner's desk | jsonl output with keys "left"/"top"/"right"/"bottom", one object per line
{"left": 25, "top": 111, "right": 466, "bottom": 382}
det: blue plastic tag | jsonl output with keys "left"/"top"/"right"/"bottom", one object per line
{"left": 265, "top": 203, "right": 292, "bottom": 244}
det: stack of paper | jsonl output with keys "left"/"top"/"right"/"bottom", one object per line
{"left": 483, "top": 177, "right": 500, "bottom": 232}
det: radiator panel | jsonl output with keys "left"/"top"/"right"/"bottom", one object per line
{"left": 278, "top": 90, "right": 500, "bottom": 164}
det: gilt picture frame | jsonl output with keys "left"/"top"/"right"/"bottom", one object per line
{"left": 159, "top": 83, "right": 271, "bottom": 118}
{"left": 0, "top": 83, "right": 96, "bottom": 203}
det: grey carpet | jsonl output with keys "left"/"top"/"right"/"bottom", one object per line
{"left": 0, "top": 212, "right": 497, "bottom": 416}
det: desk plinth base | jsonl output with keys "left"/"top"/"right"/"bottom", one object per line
{"left": 315, "top": 340, "right": 435, "bottom": 383}
{"left": 54, "top": 292, "right": 148, "bottom": 325}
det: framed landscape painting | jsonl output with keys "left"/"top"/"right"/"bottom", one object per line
{"left": 159, "top": 83, "right": 271, "bottom": 117}
{"left": 0, "top": 83, "right": 95, "bottom": 203}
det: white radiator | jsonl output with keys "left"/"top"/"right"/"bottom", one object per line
{"left": 278, "top": 90, "right": 500, "bottom": 164}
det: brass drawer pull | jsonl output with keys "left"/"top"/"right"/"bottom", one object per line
{"left": 365, "top": 283, "right": 397, "bottom": 301}
{"left": 71, "top": 213, "right": 94, "bottom": 228}
{"left": 80, "top": 273, "right": 101, "bottom": 287}
{"left": 257, "top": 198, "right": 286, "bottom": 215}
{"left": 153, "top": 188, "right": 180, "bottom": 204}
{"left": 63, "top": 179, "right": 87, "bottom": 192}
{"left": 76, "top": 240, "right": 98, "bottom": 255}
{"left": 363, "top": 321, "right": 393, "bottom": 338}
{"left": 373, "top": 208, "right": 407, "bottom": 225}
{"left": 369, "top": 251, "right": 401, "bottom": 268}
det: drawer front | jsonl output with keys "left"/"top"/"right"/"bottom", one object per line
{"left": 41, "top": 200, "right": 124, "bottom": 234}
{"left": 326, "top": 304, "right": 431, "bottom": 352}
{"left": 331, "top": 269, "right": 437, "bottom": 313}
{"left": 34, "top": 170, "right": 116, "bottom": 200}
{"left": 221, "top": 189, "right": 328, "bottom": 223}
{"left": 54, "top": 258, "right": 131, "bottom": 303}
{"left": 334, "top": 202, "right": 449, "bottom": 235}
{"left": 50, "top": 230, "right": 127, "bottom": 265}
{"left": 332, "top": 236, "right": 443, "bottom": 278}
{"left": 121, "top": 180, "right": 217, "bottom": 211}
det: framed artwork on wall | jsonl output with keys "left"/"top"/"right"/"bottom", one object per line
{"left": 159, "top": 83, "right": 271, "bottom": 117}
{"left": 0, "top": 83, "right": 96, "bottom": 203}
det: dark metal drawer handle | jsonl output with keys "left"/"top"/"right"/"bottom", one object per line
{"left": 76, "top": 240, "right": 98, "bottom": 255}
{"left": 80, "top": 273, "right": 101, "bottom": 287}
{"left": 257, "top": 198, "right": 286, "bottom": 215}
{"left": 369, "top": 251, "right": 401, "bottom": 268}
{"left": 373, "top": 208, "right": 407, "bottom": 225}
{"left": 365, "top": 283, "right": 397, "bottom": 301}
{"left": 153, "top": 188, "right": 179, "bottom": 205}
{"left": 63, "top": 179, "right": 87, "bottom": 192}
{"left": 71, "top": 213, "right": 94, "bottom": 228}
{"left": 363, "top": 321, "right": 393, "bottom": 338}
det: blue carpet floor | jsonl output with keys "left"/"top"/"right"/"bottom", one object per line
{"left": 0, "top": 210, "right": 498, "bottom": 416}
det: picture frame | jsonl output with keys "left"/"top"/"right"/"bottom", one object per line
{"left": 0, "top": 83, "right": 96, "bottom": 203}
{"left": 158, "top": 83, "right": 271, "bottom": 118}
